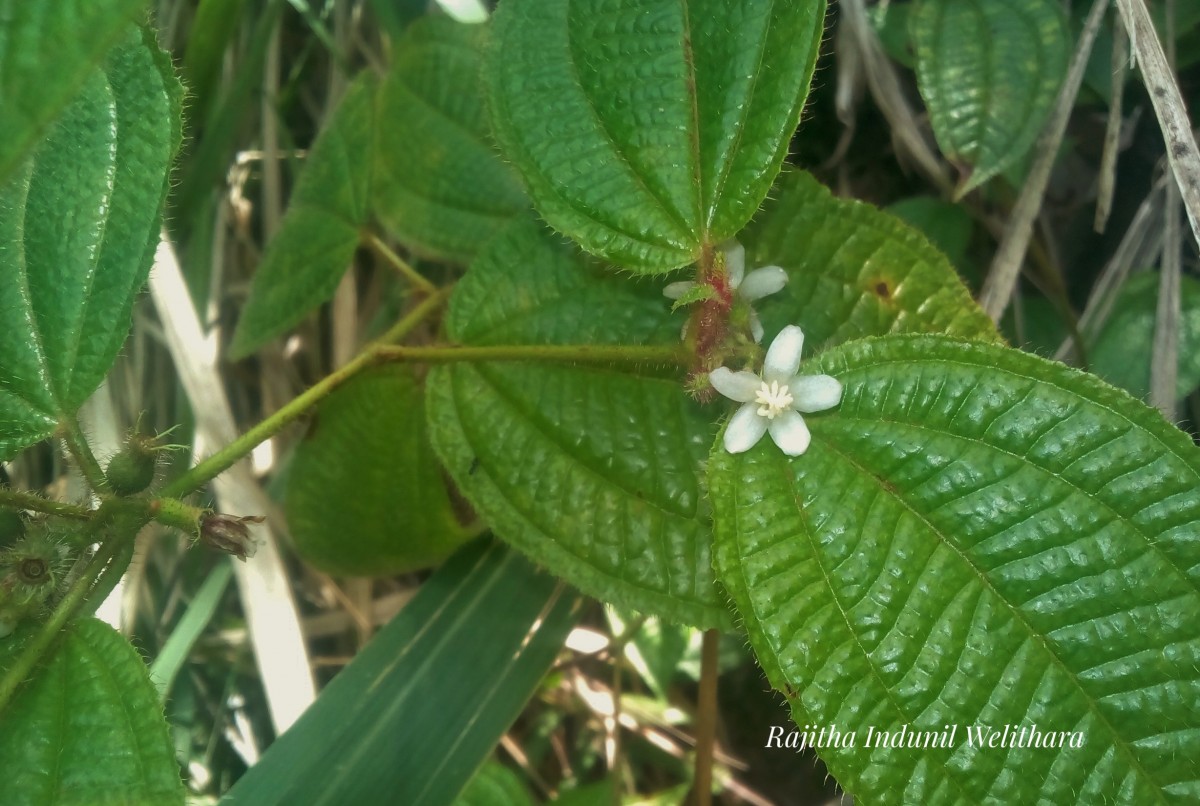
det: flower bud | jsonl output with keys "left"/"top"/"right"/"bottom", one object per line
{"left": 105, "top": 433, "right": 163, "bottom": 496}
{"left": 199, "top": 513, "right": 265, "bottom": 561}
{"left": 0, "top": 530, "right": 71, "bottom": 637}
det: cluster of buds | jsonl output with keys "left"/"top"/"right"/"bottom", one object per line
{"left": 666, "top": 241, "right": 788, "bottom": 396}
{"left": 0, "top": 530, "right": 72, "bottom": 638}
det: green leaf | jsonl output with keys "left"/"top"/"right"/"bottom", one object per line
{"left": 746, "top": 171, "right": 998, "bottom": 348}
{"left": 180, "top": 0, "right": 251, "bottom": 124}
{"left": 626, "top": 619, "right": 691, "bottom": 700}
{"left": 455, "top": 763, "right": 534, "bottom": 806}
{"left": 885, "top": 196, "right": 974, "bottom": 276}
{"left": 229, "top": 72, "right": 376, "bottom": 357}
{"left": 0, "top": 0, "right": 150, "bottom": 186}
{"left": 286, "top": 366, "right": 470, "bottom": 576}
{"left": 0, "top": 619, "right": 183, "bottom": 805}
{"left": 373, "top": 16, "right": 528, "bottom": 263}
{"left": 1090, "top": 271, "right": 1200, "bottom": 401}
{"left": 669, "top": 283, "right": 717, "bottom": 311}
{"left": 0, "top": 26, "right": 182, "bottom": 462}
{"left": 426, "top": 215, "right": 729, "bottom": 628}
{"left": 222, "top": 539, "right": 580, "bottom": 806}
{"left": 148, "top": 559, "right": 233, "bottom": 699}
{"left": 911, "top": 0, "right": 1069, "bottom": 195}
{"left": 710, "top": 335, "right": 1200, "bottom": 804}
{"left": 486, "top": 0, "right": 827, "bottom": 272}
{"left": 1002, "top": 293, "right": 1068, "bottom": 356}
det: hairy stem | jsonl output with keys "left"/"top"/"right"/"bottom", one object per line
{"left": 160, "top": 288, "right": 451, "bottom": 498}
{"left": 0, "top": 488, "right": 92, "bottom": 520}
{"left": 59, "top": 417, "right": 112, "bottom": 495}
{"left": 0, "top": 509, "right": 149, "bottom": 715}
{"left": 152, "top": 497, "right": 208, "bottom": 535}
{"left": 372, "top": 343, "right": 687, "bottom": 366}
{"left": 366, "top": 232, "right": 439, "bottom": 295}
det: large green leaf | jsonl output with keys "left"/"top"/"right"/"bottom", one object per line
{"left": 1090, "top": 271, "right": 1200, "bottom": 401}
{"left": 286, "top": 366, "right": 470, "bottom": 576}
{"left": 0, "top": 619, "right": 183, "bottom": 805}
{"left": 229, "top": 72, "right": 376, "bottom": 357}
{"left": 222, "top": 539, "right": 580, "bottom": 806}
{"left": 486, "top": 0, "right": 826, "bottom": 272}
{"left": 0, "top": 26, "right": 182, "bottom": 461}
{"left": 231, "top": 16, "right": 527, "bottom": 358}
{"left": 745, "top": 171, "right": 998, "bottom": 348}
{"left": 0, "top": 0, "right": 150, "bottom": 186}
{"left": 426, "top": 215, "right": 728, "bottom": 627}
{"left": 911, "top": 0, "right": 1069, "bottom": 195}
{"left": 710, "top": 335, "right": 1200, "bottom": 804}
{"left": 373, "top": 16, "right": 527, "bottom": 263}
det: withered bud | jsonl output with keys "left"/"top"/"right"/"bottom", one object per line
{"left": 199, "top": 513, "right": 265, "bottom": 561}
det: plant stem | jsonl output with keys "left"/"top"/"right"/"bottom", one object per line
{"left": 160, "top": 289, "right": 451, "bottom": 499}
{"left": 0, "top": 521, "right": 141, "bottom": 715}
{"left": 59, "top": 417, "right": 112, "bottom": 494}
{"left": 161, "top": 282, "right": 683, "bottom": 501}
{"left": 691, "top": 628, "right": 721, "bottom": 806}
{"left": 81, "top": 521, "right": 139, "bottom": 617}
{"left": 0, "top": 488, "right": 92, "bottom": 520}
{"left": 151, "top": 497, "right": 208, "bottom": 535}
{"left": 373, "top": 343, "right": 687, "bottom": 366}
{"left": 366, "top": 232, "right": 438, "bottom": 296}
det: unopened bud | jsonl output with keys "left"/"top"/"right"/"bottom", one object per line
{"left": 105, "top": 434, "right": 165, "bottom": 496}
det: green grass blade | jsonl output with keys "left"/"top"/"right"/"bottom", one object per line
{"left": 149, "top": 560, "right": 234, "bottom": 700}
{"left": 221, "top": 538, "right": 582, "bottom": 806}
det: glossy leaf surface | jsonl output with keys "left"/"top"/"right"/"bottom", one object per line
{"left": 486, "top": 0, "right": 826, "bottom": 272}
{"left": 911, "top": 0, "right": 1069, "bottom": 194}
{"left": 710, "top": 335, "right": 1200, "bottom": 804}
{"left": 0, "top": 26, "right": 182, "bottom": 461}
{"left": 426, "top": 216, "right": 727, "bottom": 627}
{"left": 0, "top": 619, "right": 183, "bottom": 805}
{"left": 745, "top": 171, "right": 998, "bottom": 348}
{"left": 0, "top": 0, "right": 149, "bottom": 186}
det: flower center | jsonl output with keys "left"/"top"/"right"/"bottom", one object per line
{"left": 754, "top": 380, "right": 793, "bottom": 419}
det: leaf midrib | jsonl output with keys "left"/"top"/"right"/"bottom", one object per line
{"left": 448, "top": 363, "right": 723, "bottom": 618}
{"left": 820, "top": 353, "right": 1200, "bottom": 602}
{"left": 14, "top": 163, "right": 57, "bottom": 415}
{"left": 811, "top": 435, "right": 1170, "bottom": 804}
{"left": 563, "top": 0, "right": 696, "bottom": 241}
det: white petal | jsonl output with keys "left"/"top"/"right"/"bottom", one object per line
{"left": 722, "top": 241, "right": 745, "bottom": 287}
{"left": 663, "top": 280, "right": 696, "bottom": 300}
{"left": 738, "top": 265, "right": 788, "bottom": 301}
{"left": 789, "top": 374, "right": 843, "bottom": 412}
{"left": 768, "top": 410, "right": 811, "bottom": 456}
{"left": 709, "top": 367, "right": 762, "bottom": 402}
{"left": 749, "top": 309, "right": 764, "bottom": 343}
{"left": 724, "top": 403, "right": 768, "bottom": 453}
{"left": 763, "top": 325, "right": 805, "bottom": 383}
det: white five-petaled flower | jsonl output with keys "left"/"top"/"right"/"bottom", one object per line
{"left": 709, "top": 325, "right": 842, "bottom": 456}
{"left": 663, "top": 241, "right": 787, "bottom": 342}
